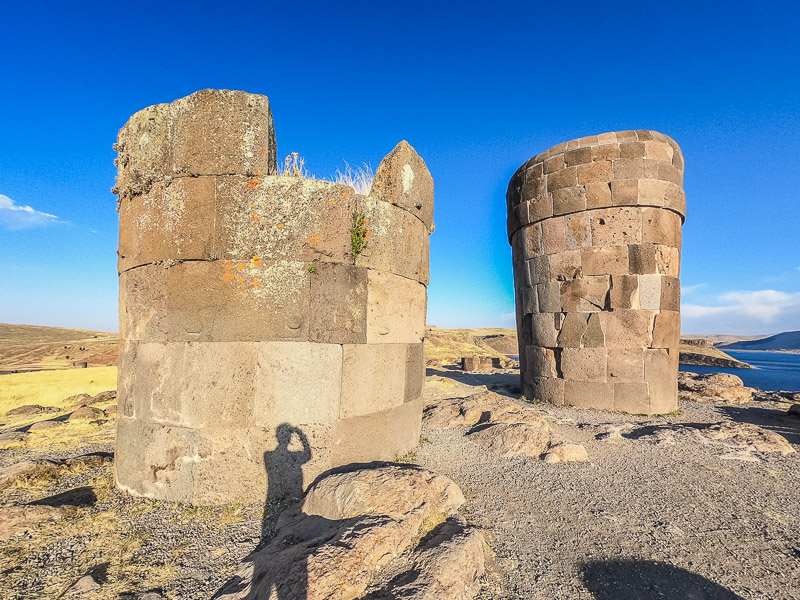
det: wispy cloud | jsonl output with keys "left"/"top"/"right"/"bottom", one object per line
{"left": 681, "top": 283, "right": 706, "bottom": 296}
{"left": 0, "top": 194, "right": 60, "bottom": 230}
{"left": 682, "top": 289, "right": 800, "bottom": 334}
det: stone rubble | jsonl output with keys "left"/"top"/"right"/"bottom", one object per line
{"left": 678, "top": 371, "right": 755, "bottom": 404}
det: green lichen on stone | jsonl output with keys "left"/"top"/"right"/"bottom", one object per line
{"left": 351, "top": 210, "right": 368, "bottom": 260}
{"left": 307, "top": 265, "right": 318, "bottom": 274}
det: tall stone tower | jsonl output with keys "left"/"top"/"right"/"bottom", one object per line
{"left": 114, "top": 89, "right": 434, "bottom": 504}
{"left": 507, "top": 131, "right": 684, "bottom": 414}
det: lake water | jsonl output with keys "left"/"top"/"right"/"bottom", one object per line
{"left": 680, "top": 350, "right": 800, "bottom": 392}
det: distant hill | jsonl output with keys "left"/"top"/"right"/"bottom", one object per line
{"left": 719, "top": 331, "right": 800, "bottom": 352}
{"left": 0, "top": 323, "right": 119, "bottom": 372}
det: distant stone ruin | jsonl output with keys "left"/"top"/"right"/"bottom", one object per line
{"left": 461, "top": 356, "right": 500, "bottom": 371}
{"left": 114, "top": 89, "right": 434, "bottom": 504}
{"left": 507, "top": 131, "right": 685, "bottom": 414}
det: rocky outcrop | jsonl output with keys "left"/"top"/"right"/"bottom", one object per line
{"left": 695, "top": 422, "right": 795, "bottom": 457}
{"left": 425, "top": 392, "right": 588, "bottom": 461}
{"left": 0, "top": 505, "right": 71, "bottom": 540}
{"left": 215, "top": 466, "right": 484, "bottom": 600}
{"left": 5, "top": 404, "right": 59, "bottom": 417}
{"left": 679, "top": 372, "right": 755, "bottom": 404}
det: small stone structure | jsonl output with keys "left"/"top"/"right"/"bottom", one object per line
{"left": 507, "top": 131, "right": 684, "bottom": 414}
{"left": 461, "top": 356, "right": 494, "bottom": 371}
{"left": 114, "top": 89, "right": 434, "bottom": 504}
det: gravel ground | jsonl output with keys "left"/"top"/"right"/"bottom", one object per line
{"left": 2, "top": 369, "right": 799, "bottom": 599}
{"left": 418, "top": 369, "right": 800, "bottom": 600}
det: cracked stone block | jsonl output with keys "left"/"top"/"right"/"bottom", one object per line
{"left": 371, "top": 141, "right": 434, "bottom": 232}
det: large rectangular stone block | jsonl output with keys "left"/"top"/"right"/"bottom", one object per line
{"left": 556, "top": 312, "right": 589, "bottom": 348}
{"left": 586, "top": 182, "right": 613, "bottom": 209}
{"left": 609, "top": 274, "right": 640, "bottom": 310}
{"left": 613, "top": 382, "right": 650, "bottom": 414}
{"left": 118, "top": 177, "right": 217, "bottom": 272}
{"left": 253, "top": 341, "right": 343, "bottom": 426}
{"left": 604, "top": 310, "right": 655, "bottom": 348}
{"left": 541, "top": 217, "right": 566, "bottom": 254}
{"left": 119, "top": 265, "right": 167, "bottom": 342}
{"left": 537, "top": 281, "right": 562, "bottom": 312}
{"left": 340, "top": 344, "right": 407, "bottom": 418}
{"left": 165, "top": 259, "right": 310, "bottom": 342}
{"left": 561, "top": 348, "right": 607, "bottom": 382}
{"left": 530, "top": 313, "right": 558, "bottom": 347}
{"left": 642, "top": 207, "right": 682, "bottom": 247}
{"left": 590, "top": 207, "right": 642, "bottom": 246}
{"left": 560, "top": 276, "right": 610, "bottom": 312}
{"left": 549, "top": 250, "right": 582, "bottom": 281}
{"left": 581, "top": 246, "right": 629, "bottom": 275}
{"left": 553, "top": 186, "right": 587, "bottom": 215}
{"left": 527, "top": 346, "right": 559, "bottom": 378}
{"left": 404, "top": 343, "right": 425, "bottom": 403}
{"left": 331, "top": 397, "right": 422, "bottom": 465}
{"left": 366, "top": 270, "right": 426, "bottom": 344}
{"left": 309, "top": 263, "right": 367, "bottom": 344}
{"left": 638, "top": 274, "right": 662, "bottom": 310}
{"left": 530, "top": 194, "right": 554, "bottom": 222}
{"left": 524, "top": 376, "right": 565, "bottom": 405}
{"left": 645, "top": 348, "right": 678, "bottom": 414}
{"left": 565, "top": 212, "right": 592, "bottom": 249}
{"left": 651, "top": 311, "right": 680, "bottom": 348}
{"left": 564, "top": 380, "right": 614, "bottom": 410}
{"left": 577, "top": 161, "right": 613, "bottom": 185}
{"left": 607, "top": 348, "right": 645, "bottom": 382}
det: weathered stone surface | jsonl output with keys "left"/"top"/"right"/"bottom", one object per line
{"left": 543, "top": 441, "right": 590, "bottom": 463}
{"left": 423, "top": 391, "right": 547, "bottom": 430}
{"left": 216, "top": 466, "right": 471, "bottom": 600}
{"left": 678, "top": 371, "right": 755, "bottom": 405}
{"left": 115, "top": 89, "right": 276, "bottom": 198}
{"left": 467, "top": 422, "right": 551, "bottom": 457}
{"left": 68, "top": 406, "right": 106, "bottom": 421}
{"left": 0, "top": 505, "right": 70, "bottom": 541}
{"left": 371, "top": 140, "right": 435, "bottom": 232}
{"left": 366, "top": 270, "right": 426, "bottom": 344}
{"left": 697, "top": 422, "right": 795, "bottom": 456}
{"left": 0, "top": 431, "right": 28, "bottom": 448}
{"left": 116, "top": 91, "right": 433, "bottom": 505}
{"left": 28, "top": 420, "right": 65, "bottom": 431}
{"left": 5, "top": 404, "right": 59, "bottom": 416}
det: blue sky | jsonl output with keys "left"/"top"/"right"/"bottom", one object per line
{"left": 1, "top": 1, "right": 798, "bottom": 335}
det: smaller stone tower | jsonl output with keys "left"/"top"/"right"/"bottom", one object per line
{"left": 506, "top": 131, "right": 685, "bottom": 414}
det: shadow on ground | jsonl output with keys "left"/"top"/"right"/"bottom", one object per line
{"left": 425, "top": 366, "right": 521, "bottom": 398}
{"left": 582, "top": 560, "right": 744, "bottom": 600}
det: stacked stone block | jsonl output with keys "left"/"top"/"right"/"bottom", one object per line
{"left": 507, "top": 131, "right": 684, "bottom": 414}
{"left": 114, "top": 90, "right": 434, "bottom": 504}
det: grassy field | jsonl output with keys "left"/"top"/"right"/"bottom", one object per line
{"left": 425, "top": 328, "right": 517, "bottom": 366}
{"left": 0, "top": 366, "right": 118, "bottom": 416}
{"left": 0, "top": 322, "right": 119, "bottom": 372}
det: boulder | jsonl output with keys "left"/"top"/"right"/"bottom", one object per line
{"left": 424, "top": 391, "right": 547, "bottom": 430}
{"left": 0, "top": 505, "right": 70, "bottom": 540}
{"left": 215, "top": 465, "right": 483, "bottom": 600}
{"left": 678, "top": 372, "right": 754, "bottom": 404}
{"left": 64, "top": 574, "right": 101, "bottom": 596}
{"left": 466, "top": 423, "right": 552, "bottom": 457}
{"left": 596, "top": 423, "right": 635, "bottom": 443}
{"left": 788, "top": 404, "right": 800, "bottom": 418}
{"left": 63, "top": 393, "right": 91, "bottom": 406}
{"left": 544, "top": 442, "right": 590, "bottom": 463}
{"left": 68, "top": 406, "right": 107, "bottom": 421}
{"left": 74, "top": 390, "right": 117, "bottom": 407}
{"left": 6, "top": 404, "right": 59, "bottom": 416}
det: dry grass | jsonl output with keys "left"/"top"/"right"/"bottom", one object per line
{"left": 333, "top": 162, "right": 374, "bottom": 195}
{"left": 0, "top": 366, "right": 117, "bottom": 415}
{"left": 425, "top": 328, "right": 516, "bottom": 366}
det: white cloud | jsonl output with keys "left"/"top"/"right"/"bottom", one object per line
{"left": 682, "top": 289, "right": 800, "bottom": 334}
{"left": 0, "top": 194, "right": 60, "bottom": 230}
{"left": 681, "top": 283, "right": 706, "bottom": 296}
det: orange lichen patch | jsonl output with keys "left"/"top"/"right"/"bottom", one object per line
{"left": 251, "top": 256, "right": 262, "bottom": 266}
{"left": 262, "top": 147, "right": 269, "bottom": 152}
{"left": 328, "top": 200, "right": 336, "bottom": 205}
{"left": 252, "top": 215, "right": 260, "bottom": 221}
{"left": 276, "top": 223, "right": 284, "bottom": 229}
{"left": 237, "top": 277, "right": 244, "bottom": 284}
{"left": 247, "top": 179, "right": 262, "bottom": 190}
{"left": 221, "top": 272, "right": 235, "bottom": 283}
{"left": 251, "top": 280, "right": 262, "bottom": 286}
{"left": 307, "top": 234, "right": 320, "bottom": 245}
{"left": 341, "top": 190, "right": 349, "bottom": 201}
{"left": 235, "top": 264, "right": 245, "bottom": 270}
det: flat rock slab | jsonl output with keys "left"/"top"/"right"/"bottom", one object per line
{"left": 467, "top": 423, "right": 552, "bottom": 458}
{"left": 424, "top": 391, "right": 548, "bottom": 430}
{"left": 0, "top": 453, "right": 113, "bottom": 490}
{"left": 0, "top": 505, "right": 71, "bottom": 541}
{"left": 215, "top": 465, "right": 483, "bottom": 600}
{"left": 696, "top": 422, "right": 795, "bottom": 456}
{"left": 5, "top": 404, "right": 60, "bottom": 416}
{"left": 678, "top": 371, "right": 755, "bottom": 404}
{"left": 0, "top": 431, "right": 29, "bottom": 448}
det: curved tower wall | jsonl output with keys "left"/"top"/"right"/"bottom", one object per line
{"left": 114, "top": 89, "right": 434, "bottom": 504}
{"left": 507, "top": 130, "right": 685, "bottom": 414}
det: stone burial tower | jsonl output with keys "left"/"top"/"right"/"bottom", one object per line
{"left": 113, "top": 89, "right": 434, "bottom": 505}
{"left": 507, "top": 131, "right": 684, "bottom": 414}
